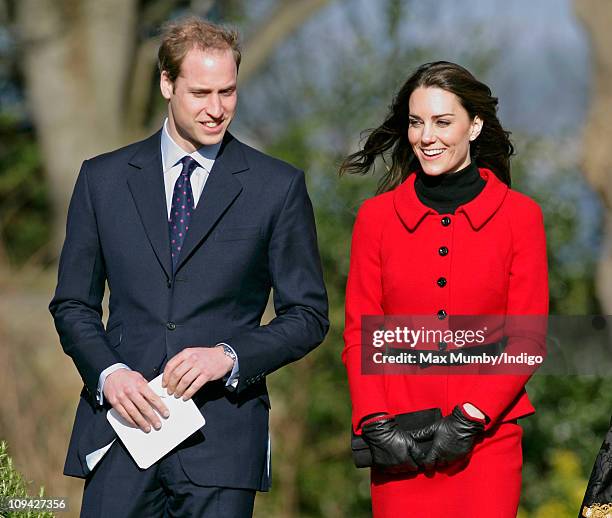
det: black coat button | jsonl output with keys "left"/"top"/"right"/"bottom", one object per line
{"left": 439, "top": 246, "right": 449, "bottom": 256}
{"left": 166, "top": 322, "right": 176, "bottom": 330}
{"left": 167, "top": 280, "right": 172, "bottom": 288}
{"left": 437, "top": 277, "right": 447, "bottom": 287}
{"left": 441, "top": 217, "right": 451, "bottom": 226}
{"left": 438, "top": 341, "right": 447, "bottom": 351}
{"left": 437, "top": 309, "right": 447, "bottom": 320}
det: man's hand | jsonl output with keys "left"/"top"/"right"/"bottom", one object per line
{"left": 411, "top": 405, "right": 485, "bottom": 470}
{"left": 162, "top": 346, "right": 234, "bottom": 400}
{"left": 103, "top": 369, "right": 170, "bottom": 433}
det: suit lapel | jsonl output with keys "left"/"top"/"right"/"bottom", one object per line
{"left": 126, "top": 131, "right": 173, "bottom": 279}
{"left": 175, "top": 133, "right": 247, "bottom": 273}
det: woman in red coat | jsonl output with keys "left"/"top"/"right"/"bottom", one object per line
{"left": 340, "top": 61, "right": 548, "bottom": 517}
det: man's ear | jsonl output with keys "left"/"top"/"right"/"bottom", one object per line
{"left": 469, "top": 115, "right": 483, "bottom": 141}
{"left": 160, "top": 71, "right": 174, "bottom": 100}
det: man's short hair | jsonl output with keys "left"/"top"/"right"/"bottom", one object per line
{"left": 158, "top": 17, "right": 241, "bottom": 83}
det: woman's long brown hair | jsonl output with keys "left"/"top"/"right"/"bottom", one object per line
{"left": 339, "top": 61, "right": 514, "bottom": 193}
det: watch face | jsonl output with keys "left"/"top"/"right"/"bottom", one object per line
{"left": 223, "top": 345, "right": 236, "bottom": 361}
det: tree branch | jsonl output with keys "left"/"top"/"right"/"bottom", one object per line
{"left": 239, "top": 0, "right": 331, "bottom": 84}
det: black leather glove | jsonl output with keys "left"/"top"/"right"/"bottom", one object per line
{"left": 361, "top": 416, "right": 426, "bottom": 473}
{"left": 411, "top": 405, "right": 485, "bottom": 470}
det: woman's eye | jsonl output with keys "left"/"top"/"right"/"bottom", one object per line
{"left": 409, "top": 119, "right": 422, "bottom": 127}
{"left": 437, "top": 120, "right": 450, "bottom": 127}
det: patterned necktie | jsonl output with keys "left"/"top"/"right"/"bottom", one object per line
{"left": 169, "top": 156, "right": 199, "bottom": 270}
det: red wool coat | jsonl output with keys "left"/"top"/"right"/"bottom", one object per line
{"left": 342, "top": 168, "right": 548, "bottom": 517}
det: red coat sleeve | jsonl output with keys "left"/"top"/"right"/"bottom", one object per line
{"left": 342, "top": 200, "right": 390, "bottom": 432}
{"left": 462, "top": 195, "right": 549, "bottom": 429}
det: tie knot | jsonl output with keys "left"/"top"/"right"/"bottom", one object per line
{"left": 180, "top": 156, "right": 199, "bottom": 177}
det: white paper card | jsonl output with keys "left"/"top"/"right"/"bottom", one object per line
{"left": 107, "top": 374, "right": 205, "bottom": 469}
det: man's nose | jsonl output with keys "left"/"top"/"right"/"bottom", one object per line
{"left": 206, "top": 95, "right": 223, "bottom": 118}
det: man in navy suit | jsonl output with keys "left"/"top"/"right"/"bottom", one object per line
{"left": 49, "top": 17, "right": 328, "bottom": 517}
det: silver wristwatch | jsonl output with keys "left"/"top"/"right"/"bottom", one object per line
{"left": 222, "top": 344, "right": 237, "bottom": 364}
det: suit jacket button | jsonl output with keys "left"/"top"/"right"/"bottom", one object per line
{"left": 438, "top": 246, "right": 449, "bottom": 256}
{"left": 437, "top": 309, "right": 447, "bottom": 320}
{"left": 441, "top": 216, "right": 451, "bottom": 226}
{"left": 437, "top": 277, "right": 447, "bottom": 287}
{"left": 166, "top": 322, "right": 176, "bottom": 331}
{"left": 167, "top": 280, "right": 172, "bottom": 288}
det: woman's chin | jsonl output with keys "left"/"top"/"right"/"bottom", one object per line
{"left": 419, "top": 164, "right": 449, "bottom": 176}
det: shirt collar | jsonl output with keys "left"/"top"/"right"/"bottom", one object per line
{"left": 393, "top": 168, "right": 508, "bottom": 231}
{"left": 160, "top": 118, "right": 222, "bottom": 172}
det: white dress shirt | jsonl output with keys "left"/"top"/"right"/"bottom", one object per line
{"left": 160, "top": 118, "right": 220, "bottom": 218}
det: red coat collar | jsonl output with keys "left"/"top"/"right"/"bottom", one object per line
{"left": 393, "top": 168, "right": 508, "bottom": 231}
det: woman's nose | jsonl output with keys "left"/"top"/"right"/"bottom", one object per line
{"left": 421, "top": 125, "right": 436, "bottom": 144}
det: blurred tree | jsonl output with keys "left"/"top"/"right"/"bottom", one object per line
{"left": 574, "top": 0, "right": 612, "bottom": 315}
{"left": 6, "top": 0, "right": 329, "bottom": 255}
{"left": 0, "top": 117, "right": 48, "bottom": 268}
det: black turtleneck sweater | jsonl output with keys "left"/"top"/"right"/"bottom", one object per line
{"left": 414, "top": 161, "right": 485, "bottom": 214}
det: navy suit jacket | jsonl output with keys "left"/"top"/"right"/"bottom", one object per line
{"left": 49, "top": 130, "right": 329, "bottom": 490}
